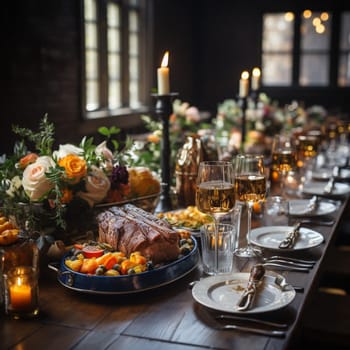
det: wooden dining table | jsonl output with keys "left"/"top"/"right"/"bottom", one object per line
{"left": 0, "top": 191, "right": 349, "bottom": 350}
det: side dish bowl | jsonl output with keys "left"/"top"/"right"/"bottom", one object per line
{"left": 48, "top": 236, "right": 199, "bottom": 294}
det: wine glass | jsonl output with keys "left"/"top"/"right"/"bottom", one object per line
{"left": 195, "top": 161, "right": 235, "bottom": 274}
{"left": 234, "top": 154, "right": 266, "bottom": 258}
{"left": 271, "top": 134, "right": 297, "bottom": 197}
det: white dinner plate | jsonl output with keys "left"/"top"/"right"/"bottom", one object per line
{"left": 312, "top": 168, "right": 350, "bottom": 181}
{"left": 192, "top": 273, "right": 296, "bottom": 314}
{"left": 302, "top": 181, "right": 350, "bottom": 197}
{"left": 250, "top": 226, "right": 324, "bottom": 251}
{"left": 288, "top": 199, "right": 337, "bottom": 217}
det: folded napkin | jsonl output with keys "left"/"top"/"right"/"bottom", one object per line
{"left": 278, "top": 222, "right": 301, "bottom": 249}
{"left": 237, "top": 264, "right": 265, "bottom": 311}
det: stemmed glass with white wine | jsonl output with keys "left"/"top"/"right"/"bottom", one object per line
{"left": 234, "top": 154, "right": 267, "bottom": 258}
{"left": 195, "top": 161, "right": 235, "bottom": 274}
{"left": 271, "top": 134, "right": 297, "bottom": 197}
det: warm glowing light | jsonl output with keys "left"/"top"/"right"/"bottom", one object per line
{"left": 303, "top": 10, "right": 312, "bottom": 19}
{"left": 160, "top": 51, "right": 169, "bottom": 67}
{"left": 241, "top": 71, "right": 249, "bottom": 80}
{"left": 239, "top": 71, "right": 250, "bottom": 97}
{"left": 320, "top": 12, "right": 329, "bottom": 21}
{"left": 157, "top": 51, "right": 170, "bottom": 95}
{"left": 252, "top": 67, "right": 261, "bottom": 78}
{"left": 316, "top": 24, "right": 325, "bottom": 34}
{"left": 312, "top": 17, "right": 321, "bottom": 26}
{"left": 251, "top": 67, "right": 261, "bottom": 91}
{"left": 284, "top": 12, "right": 294, "bottom": 22}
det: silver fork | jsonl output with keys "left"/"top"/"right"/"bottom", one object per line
{"left": 262, "top": 262, "right": 310, "bottom": 272}
{"left": 197, "top": 306, "right": 287, "bottom": 338}
{"left": 265, "top": 255, "right": 317, "bottom": 264}
{"left": 262, "top": 256, "right": 315, "bottom": 268}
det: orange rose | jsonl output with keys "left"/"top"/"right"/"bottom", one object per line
{"left": 169, "top": 113, "right": 177, "bottom": 123}
{"left": 19, "top": 153, "right": 38, "bottom": 169}
{"left": 147, "top": 133, "right": 160, "bottom": 144}
{"left": 58, "top": 154, "right": 87, "bottom": 184}
{"left": 61, "top": 188, "right": 73, "bottom": 204}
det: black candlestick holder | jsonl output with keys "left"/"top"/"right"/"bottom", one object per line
{"left": 250, "top": 89, "right": 260, "bottom": 108}
{"left": 238, "top": 96, "right": 248, "bottom": 152}
{"left": 152, "top": 92, "right": 178, "bottom": 213}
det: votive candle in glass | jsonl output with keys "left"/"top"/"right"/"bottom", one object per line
{"left": 4, "top": 266, "right": 39, "bottom": 319}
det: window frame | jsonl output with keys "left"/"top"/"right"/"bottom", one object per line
{"left": 79, "top": 0, "right": 153, "bottom": 130}
{"left": 261, "top": 9, "right": 345, "bottom": 89}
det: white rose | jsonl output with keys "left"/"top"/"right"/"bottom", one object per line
{"left": 22, "top": 156, "right": 56, "bottom": 201}
{"left": 95, "top": 141, "right": 114, "bottom": 172}
{"left": 5, "top": 176, "right": 22, "bottom": 198}
{"left": 53, "top": 144, "right": 84, "bottom": 160}
{"left": 77, "top": 166, "right": 110, "bottom": 207}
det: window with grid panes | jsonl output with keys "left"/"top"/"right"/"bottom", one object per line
{"left": 262, "top": 10, "right": 350, "bottom": 88}
{"left": 83, "top": 0, "right": 149, "bottom": 119}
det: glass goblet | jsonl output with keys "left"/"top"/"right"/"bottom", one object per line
{"left": 195, "top": 161, "right": 235, "bottom": 274}
{"left": 234, "top": 154, "right": 266, "bottom": 258}
{"left": 271, "top": 134, "right": 297, "bottom": 197}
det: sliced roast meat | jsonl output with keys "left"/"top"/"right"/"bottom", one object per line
{"left": 97, "top": 204, "right": 180, "bottom": 264}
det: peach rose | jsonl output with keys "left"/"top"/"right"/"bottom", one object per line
{"left": 95, "top": 141, "right": 113, "bottom": 161}
{"left": 77, "top": 166, "right": 110, "bottom": 207}
{"left": 58, "top": 154, "right": 87, "bottom": 184}
{"left": 185, "top": 106, "right": 201, "bottom": 123}
{"left": 22, "top": 156, "right": 56, "bottom": 201}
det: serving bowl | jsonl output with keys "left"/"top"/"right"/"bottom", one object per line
{"left": 48, "top": 236, "right": 199, "bottom": 295}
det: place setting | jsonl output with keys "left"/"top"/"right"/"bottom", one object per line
{"left": 189, "top": 155, "right": 317, "bottom": 338}
{"left": 288, "top": 196, "right": 338, "bottom": 217}
{"left": 301, "top": 179, "right": 350, "bottom": 198}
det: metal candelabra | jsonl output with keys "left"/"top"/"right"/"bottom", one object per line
{"left": 152, "top": 92, "right": 178, "bottom": 213}
{"left": 238, "top": 96, "right": 248, "bottom": 152}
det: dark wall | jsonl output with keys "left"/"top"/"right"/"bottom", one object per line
{"left": 1, "top": 0, "right": 82, "bottom": 154}
{"left": 1, "top": 0, "right": 349, "bottom": 155}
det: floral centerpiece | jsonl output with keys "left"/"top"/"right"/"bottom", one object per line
{"left": 0, "top": 115, "right": 152, "bottom": 241}
{"left": 212, "top": 93, "right": 327, "bottom": 156}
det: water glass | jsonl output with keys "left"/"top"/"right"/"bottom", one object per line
{"left": 200, "top": 223, "right": 236, "bottom": 275}
{"left": 262, "top": 196, "right": 289, "bottom": 226}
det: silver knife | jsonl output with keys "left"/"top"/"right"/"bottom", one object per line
{"left": 219, "top": 324, "right": 286, "bottom": 337}
{"left": 278, "top": 222, "right": 301, "bottom": 249}
{"left": 216, "top": 314, "right": 288, "bottom": 328}
{"left": 236, "top": 264, "right": 265, "bottom": 311}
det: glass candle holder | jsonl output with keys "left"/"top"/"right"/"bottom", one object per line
{"left": 0, "top": 236, "right": 39, "bottom": 307}
{"left": 4, "top": 266, "right": 39, "bottom": 319}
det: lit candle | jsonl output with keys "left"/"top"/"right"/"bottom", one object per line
{"left": 251, "top": 67, "right": 261, "bottom": 91}
{"left": 10, "top": 277, "right": 32, "bottom": 310}
{"left": 239, "top": 71, "right": 249, "bottom": 98}
{"left": 157, "top": 51, "right": 170, "bottom": 95}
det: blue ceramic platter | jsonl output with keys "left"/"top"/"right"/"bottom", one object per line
{"left": 53, "top": 237, "right": 199, "bottom": 294}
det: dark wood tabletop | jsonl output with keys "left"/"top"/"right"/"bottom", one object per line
{"left": 0, "top": 194, "right": 348, "bottom": 350}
